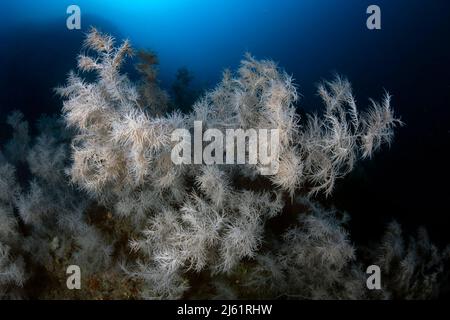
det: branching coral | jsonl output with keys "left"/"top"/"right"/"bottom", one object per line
{"left": 52, "top": 28, "right": 408, "bottom": 298}
{"left": 0, "top": 243, "right": 25, "bottom": 298}
{"left": 370, "top": 221, "right": 450, "bottom": 299}
{"left": 0, "top": 111, "right": 127, "bottom": 299}
{"left": 172, "top": 67, "right": 197, "bottom": 113}
{"left": 0, "top": 161, "right": 26, "bottom": 299}
{"left": 207, "top": 199, "right": 449, "bottom": 300}
{"left": 135, "top": 50, "right": 171, "bottom": 115}
{"left": 238, "top": 198, "right": 366, "bottom": 299}
{"left": 0, "top": 28, "right": 446, "bottom": 300}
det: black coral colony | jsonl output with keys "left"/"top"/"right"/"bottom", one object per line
{"left": 0, "top": 28, "right": 448, "bottom": 299}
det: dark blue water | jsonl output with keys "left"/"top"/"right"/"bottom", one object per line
{"left": 0, "top": 0, "right": 449, "bottom": 245}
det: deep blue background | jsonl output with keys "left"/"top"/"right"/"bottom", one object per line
{"left": 0, "top": 0, "right": 449, "bottom": 245}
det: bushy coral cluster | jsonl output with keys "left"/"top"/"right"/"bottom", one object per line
{"left": 0, "top": 28, "right": 448, "bottom": 299}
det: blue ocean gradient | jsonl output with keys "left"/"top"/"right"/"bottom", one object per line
{"left": 2, "top": 0, "right": 442, "bottom": 92}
